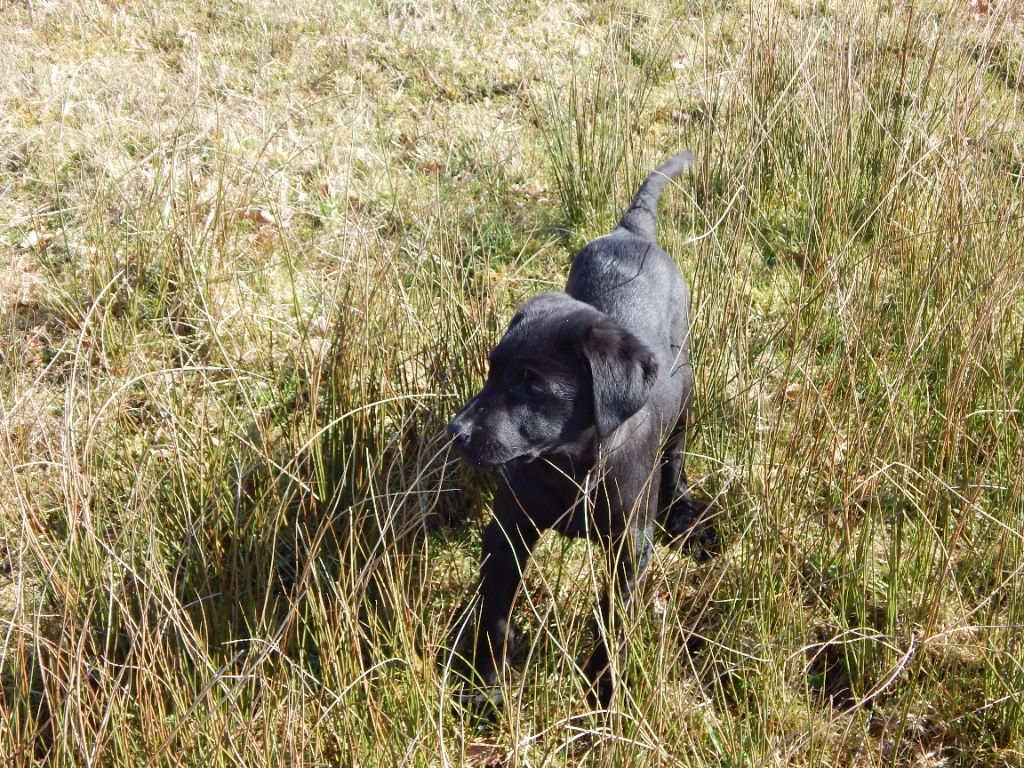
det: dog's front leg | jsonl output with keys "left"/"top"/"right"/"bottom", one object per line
{"left": 463, "top": 485, "right": 540, "bottom": 707}
{"left": 583, "top": 520, "right": 654, "bottom": 709}
{"left": 661, "top": 431, "right": 716, "bottom": 557}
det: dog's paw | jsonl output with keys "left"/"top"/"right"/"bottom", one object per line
{"left": 664, "top": 496, "right": 719, "bottom": 560}
{"left": 454, "top": 685, "right": 505, "bottom": 723}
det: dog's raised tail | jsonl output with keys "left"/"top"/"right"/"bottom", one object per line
{"left": 616, "top": 150, "right": 694, "bottom": 240}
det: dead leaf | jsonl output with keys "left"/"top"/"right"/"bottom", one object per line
{"left": 831, "top": 441, "right": 847, "bottom": 466}
{"left": 239, "top": 206, "right": 276, "bottom": 226}
{"left": 20, "top": 230, "right": 52, "bottom": 251}
{"left": 466, "top": 741, "right": 506, "bottom": 767}
{"left": 787, "top": 250, "right": 808, "bottom": 269}
{"left": 652, "top": 590, "right": 670, "bottom": 617}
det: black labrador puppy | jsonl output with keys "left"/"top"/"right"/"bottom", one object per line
{"left": 447, "top": 150, "right": 704, "bottom": 709}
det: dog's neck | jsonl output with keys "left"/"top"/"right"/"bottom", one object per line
{"left": 545, "top": 427, "right": 600, "bottom": 473}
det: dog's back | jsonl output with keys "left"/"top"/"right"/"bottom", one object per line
{"left": 566, "top": 152, "right": 694, "bottom": 411}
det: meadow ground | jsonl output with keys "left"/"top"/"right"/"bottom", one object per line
{"left": 1, "top": 0, "right": 1022, "bottom": 765}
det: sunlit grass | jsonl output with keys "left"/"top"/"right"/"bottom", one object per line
{"left": 1, "top": 1, "right": 1022, "bottom": 766}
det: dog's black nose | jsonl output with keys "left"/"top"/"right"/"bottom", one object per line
{"left": 448, "top": 418, "right": 472, "bottom": 447}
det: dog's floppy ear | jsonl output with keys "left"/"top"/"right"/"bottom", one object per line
{"left": 580, "top": 316, "right": 659, "bottom": 439}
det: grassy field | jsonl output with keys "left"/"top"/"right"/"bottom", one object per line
{"left": 2, "top": 0, "right": 1023, "bottom": 765}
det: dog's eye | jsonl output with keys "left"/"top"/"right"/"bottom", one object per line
{"left": 525, "top": 379, "right": 545, "bottom": 398}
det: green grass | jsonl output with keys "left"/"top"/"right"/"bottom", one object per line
{"left": 1, "top": 1, "right": 1022, "bottom": 765}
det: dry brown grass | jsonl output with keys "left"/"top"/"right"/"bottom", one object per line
{"left": 1, "top": 1, "right": 1023, "bottom": 766}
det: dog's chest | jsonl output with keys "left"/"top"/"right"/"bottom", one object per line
{"left": 538, "top": 469, "right": 622, "bottom": 542}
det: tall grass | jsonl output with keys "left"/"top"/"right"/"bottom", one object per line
{"left": 1, "top": 1, "right": 1022, "bottom": 766}
{"left": 535, "top": 17, "right": 668, "bottom": 235}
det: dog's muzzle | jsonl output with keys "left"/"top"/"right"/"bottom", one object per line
{"left": 447, "top": 415, "right": 473, "bottom": 450}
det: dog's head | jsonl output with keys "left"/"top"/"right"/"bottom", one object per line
{"left": 448, "top": 292, "right": 659, "bottom": 467}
